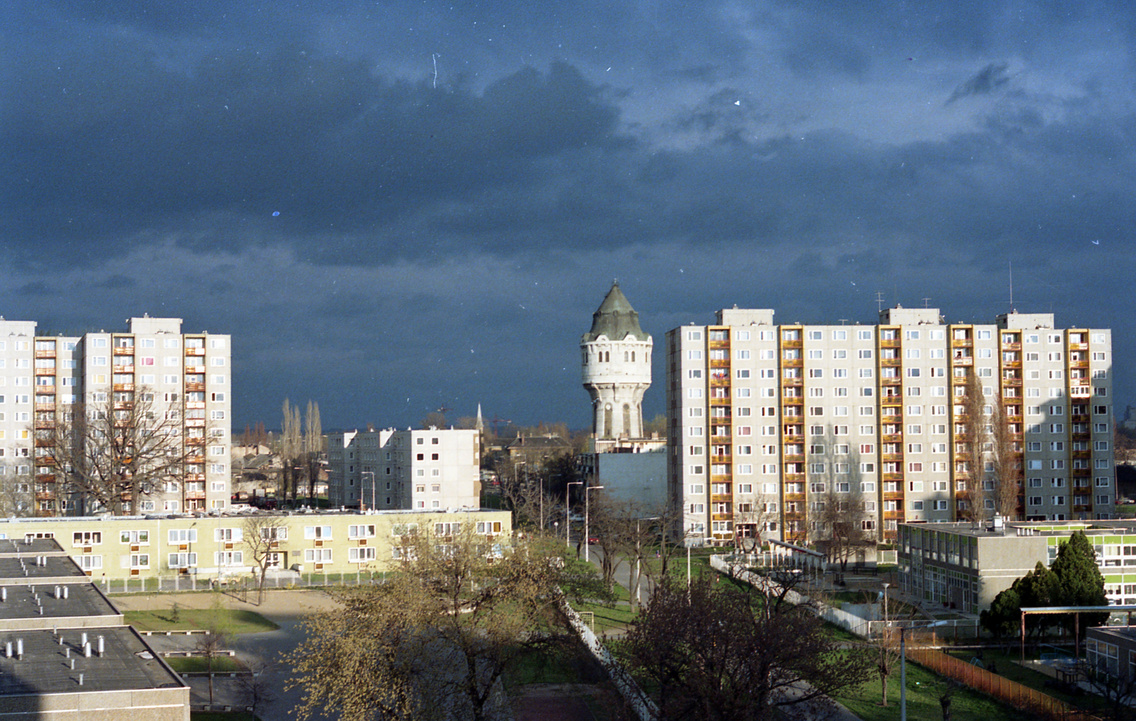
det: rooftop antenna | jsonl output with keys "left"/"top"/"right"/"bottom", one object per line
{"left": 874, "top": 291, "right": 885, "bottom": 312}
{"left": 922, "top": 297, "right": 931, "bottom": 308}
{"left": 1008, "top": 261, "right": 1015, "bottom": 312}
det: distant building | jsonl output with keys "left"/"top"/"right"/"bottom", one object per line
{"left": 667, "top": 307, "right": 1116, "bottom": 546}
{"left": 327, "top": 428, "right": 480, "bottom": 510}
{"left": 0, "top": 316, "right": 231, "bottom": 517}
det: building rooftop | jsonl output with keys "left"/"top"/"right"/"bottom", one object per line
{"left": 0, "top": 582, "right": 121, "bottom": 631}
{"left": 0, "top": 626, "right": 182, "bottom": 695}
{"left": 902, "top": 519, "right": 1136, "bottom": 539}
{"left": 582, "top": 282, "right": 649, "bottom": 343}
{"left": 0, "top": 556, "right": 86, "bottom": 584}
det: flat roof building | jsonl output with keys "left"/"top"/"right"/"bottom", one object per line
{"left": 0, "top": 537, "right": 189, "bottom": 719}
{"left": 900, "top": 519, "right": 1136, "bottom": 615}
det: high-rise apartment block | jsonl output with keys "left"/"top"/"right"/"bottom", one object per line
{"left": 667, "top": 307, "right": 1115, "bottom": 546}
{"left": 0, "top": 316, "right": 231, "bottom": 516}
{"left": 327, "top": 428, "right": 481, "bottom": 511}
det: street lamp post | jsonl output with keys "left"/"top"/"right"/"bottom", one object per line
{"left": 634, "top": 516, "right": 661, "bottom": 609}
{"left": 566, "top": 481, "right": 583, "bottom": 547}
{"left": 584, "top": 485, "right": 604, "bottom": 563}
{"left": 899, "top": 620, "right": 949, "bottom": 721}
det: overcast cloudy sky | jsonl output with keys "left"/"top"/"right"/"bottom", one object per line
{"left": 3, "top": 1, "right": 1134, "bottom": 432}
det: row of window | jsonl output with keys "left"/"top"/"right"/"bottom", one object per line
{"left": 688, "top": 328, "right": 1107, "bottom": 345}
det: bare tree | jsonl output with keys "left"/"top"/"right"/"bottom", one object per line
{"left": 280, "top": 399, "right": 301, "bottom": 504}
{"left": 303, "top": 401, "right": 322, "bottom": 504}
{"left": 42, "top": 387, "right": 194, "bottom": 515}
{"left": 991, "top": 395, "right": 1022, "bottom": 519}
{"left": 0, "top": 463, "right": 35, "bottom": 517}
{"left": 196, "top": 623, "right": 229, "bottom": 706}
{"left": 236, "top": 659, "right": 279, "bottom": 718}
{"left": 620, "top": 575, "right": 874, "bottom": 720}
{"left": 243, "top": 514, "right": 288, "bottom": 604}
{"left": 957, "top": 371, "right": 989, "bottom": 523}
{"left": 288, "top": 528, "right": 605, "bottom": 721}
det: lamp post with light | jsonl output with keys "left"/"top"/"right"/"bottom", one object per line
{"left": 566, "top": 481, "right": 582, "bottom": 547}
{"left": 584, "top": 485, "right": 604, "bottom": 563}
{"left": 634, "top": 516, "right": 661, "bottom": 608}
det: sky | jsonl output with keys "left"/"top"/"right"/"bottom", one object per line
{"left": 3, "top": 1, "right": 1135, "bottom": 433}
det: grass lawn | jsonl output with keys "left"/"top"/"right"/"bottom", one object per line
{"left": 570, "top": 583, "right": 639, "bottom": 635}
{"left": 166, "top": 655, "right": 246, "bottom": 673}
{"left": 835, "top": 660, "right": 1035, "bottom": 721}
{"left": 124, "top": 608, "right": 279, "bottom": 635}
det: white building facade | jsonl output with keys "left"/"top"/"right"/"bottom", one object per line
{"left": 327, "top": 427, "right": 481, "bottom": 511}
{"left": 667, "top": 307, "right": 1115, "bottom": 546}
{"left": 0, "top": 316, "right": 231, "bottom": 516}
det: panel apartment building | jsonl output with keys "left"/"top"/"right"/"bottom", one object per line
{"left": 0, "top": 316, "right": 231, "bottom": 516}
{"left": 667, "top": 306, "right": 1115, "bottom": 546}
{"left": 327, "top": 427, "right": 481, "bottom": 511}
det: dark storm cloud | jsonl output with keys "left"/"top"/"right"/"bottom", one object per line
{"left": 947, "top": 62, "right": 1012, "bottom": 103}
{"left": 2, "top": 33, "right": 623, "bottom": 262}
{"left": 3, "top": 0, "right": 1136, "bottom": 429}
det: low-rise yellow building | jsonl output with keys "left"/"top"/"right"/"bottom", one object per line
{"left": 0, "top": 509, "right": 510, "bottom": 584}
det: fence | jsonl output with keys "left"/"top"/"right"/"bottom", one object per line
{"left": 101, "top": 570, "right": 387, "bottom": 596}
{"left": 562, "top": 598, "right": 657, "bottom": 721}
{"left": 908, "top": 647, "right": 1101, "bottom": 721}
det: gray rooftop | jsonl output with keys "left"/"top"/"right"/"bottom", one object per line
{"left": 0, "top": 582, "right": 121, "bottom": 631}
{"left": 901, "top": 519, "right": 1136, "bottom": 539}
{"left": 0, "top": 626, "right": 182, "bottom": 695}
{"left": 0, "top": 556, "right": 86, "bottom": 584}
{"left": 582, "top": 282, "right": 650, "bottom": 343}
{"left": 0, "top": 538, "right": 65, "bottom": 556}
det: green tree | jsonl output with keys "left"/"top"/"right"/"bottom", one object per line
{"left": 1049, "top": 531, "right": 1109, "bottom": 639}
{"left": 980, "top": 562, "right": 1057, "bottom": 640}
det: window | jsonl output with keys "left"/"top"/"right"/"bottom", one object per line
{"left": 72, "top": 531, "right": 102, "bottom": 546}
{"left": 349, "top": 524, "right": 376, "bottom": 539}
{"left": 130, "top": 554, "right": 150, "bottom": 569}
{"left": 304, "top": 548, "right": 333, "bottom": 563}
{"left": 304, "top": 526, "right": 333, "bottom": 540}
{"left": 215, "top": 551, "right": 244, "bottom": 566}
{"left": 76, "top": 555, "right": 103, "bottom": 571}
{"left": 349, "top": 547, "right": 377, "bottom": 563}
{"left": 120, "top": 530, "right": 149, "bottom": 545}
{"left": 215, "top": 528, "right": 243, "bottom": 543}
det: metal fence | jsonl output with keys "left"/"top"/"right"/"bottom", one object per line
{"left": 908, "top": 646, "right": 1101, "bottom": 721}
{"left": 102, "top": 570, "right": 388, "bottom": 596}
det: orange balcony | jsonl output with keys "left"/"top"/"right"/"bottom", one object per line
{"left": 35, "top": 349, "right": 56, "bottom": 358}
{"left": 1001, "top": 342, "right": 1022, "bottom": 351}
{"left": 185, "top": 347, "right": 205, "bottom": 356}
{"left": 34, "top": 366, "right": 56, "bottom": 376}
{"left": 113, "top": 347, "right": 134, "bottom": 356}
